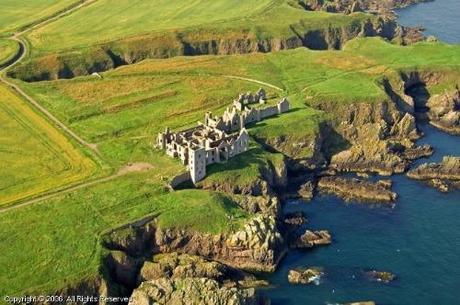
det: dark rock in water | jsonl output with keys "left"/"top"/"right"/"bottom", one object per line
{"left": 298, "top": 181, "right": 315, "bottom": 200}
{"left": 291, "top": 229, "right": 332, "bottom": 249}
{"left": 317, "top": 176, "right": 397, "bottom": 203}
{"left": 365, "top": 270, "right": 396, "bottom": 283}
{"left": 288, "top": 267, "right": 323, "bottom": 285}
{"left": 407, "top": 156, "right": 460, "bottom": 192}
{"left": 284, "top": 212, "right": 307, "bottom": 227}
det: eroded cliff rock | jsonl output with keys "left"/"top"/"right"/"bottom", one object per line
{"left": 315, "top": 100, "right": 430, "bottom": 175}
{"left": 130, "top": 277, "right": 261, "bottom": 305}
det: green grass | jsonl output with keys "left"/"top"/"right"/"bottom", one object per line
{"left": 2, "top": 25, "right": 460, "bottom": 299}
{"left": 0, "top": 0, "right": 81, "bottom": 35}
{"left": 15, "top": 38, "right": 460, "bottom": 168}
{"left": 156, "top": 189, "right": 247, "bottom": 234}
{"left": 25, "top": 0, "right": 373, "bottom": 55}
{"left": 0, "top": 84, "right": 99, "bottom": 207}
{"left": 204, "top": 141, "right": 285, "bottom": 187}
{"left": 0, "top": 39, "right": 19, "bottom": 65}
{"left": 0, "top": 171, "right": 247, "bottom": 297}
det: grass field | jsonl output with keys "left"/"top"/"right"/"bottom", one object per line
{"left": 0, "top": 39, "right": 19, "bottom": 65}
{"left": 25, "top": 0, "right": 371, "bottom": 55}
{"left": 0, "top": 169, "right": 247, "bottom": 296}
{"left": 0, "top": 0, "right": 81, "bottom": 35}
{"left": 0, "top": 84, "right": 99, "bottom": 207}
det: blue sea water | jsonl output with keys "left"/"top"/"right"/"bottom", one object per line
{"left": 262, "top": 125, "right": 460, "bottom": 305}
{"left": 396, "top": 0, "right": 460, "bottom": 44}
{"left": 261, "top": 3, "right": 460, "bottom": 302}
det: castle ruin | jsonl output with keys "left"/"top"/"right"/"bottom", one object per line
{"left": 157, "top": 89, "right": 290, "bottom": 183}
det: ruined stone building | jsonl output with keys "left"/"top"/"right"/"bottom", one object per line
{"left": 157, "top": 89, "right": 290, "bottom": 183}
{"left": 157, "top": 125, "right": 250, "bottom": 183}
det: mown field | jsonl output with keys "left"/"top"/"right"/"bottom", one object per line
{"left": 0, "top": 0, "right": 81, "bottom": 34}
{"left": 0, "top": 39, "right": 18, "bottom": 65}
{"left": 0, "top": 84, "right": 98, "bottom": 207}
{"left": 26, "top": 0, "right": 371, "bottom": 55}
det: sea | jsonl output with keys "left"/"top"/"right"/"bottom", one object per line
{"left": 260, "top": 1, "right": 460, "bottom": 304}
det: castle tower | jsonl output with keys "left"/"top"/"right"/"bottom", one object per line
{"left": 189, "top": 147, "right": 206, "bottom": 183}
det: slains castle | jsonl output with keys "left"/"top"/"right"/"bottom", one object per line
{"left": 157, "top": 88, "right": 290, "bottom": 183}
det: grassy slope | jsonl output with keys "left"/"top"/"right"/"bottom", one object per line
{"left": 0, "top": 0, "right": 80, "bottom": 35}
{"left": 0, "top": 39, "right": 19, "bottom": 65}
{"left": 0, "top": 170, "right": 246, "bottom": 296}
{"left": 0, "top": 84, "right": 98, "bottom": 207}
{"left": 26, "top": 0, "right": 371, "bottom": 55}
{"left": 17, "top": 39, "right": 460, "bottom": 166}
{"left": 204, "top": 141, "right": 285, "bottom": 187}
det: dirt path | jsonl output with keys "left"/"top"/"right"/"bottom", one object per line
{"left": 223, "top": 75, "right": 284, "bottom": 92}
{"left": 0, "top": 163, "right": 154, "bottom": 214}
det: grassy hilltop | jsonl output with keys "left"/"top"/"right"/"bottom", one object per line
{"left": 0, "top": 0, "right": 459, "bottom": 300}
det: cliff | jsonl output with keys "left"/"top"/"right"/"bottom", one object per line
{"left": 9, "top": 16, "right": 407, "bottom": 82}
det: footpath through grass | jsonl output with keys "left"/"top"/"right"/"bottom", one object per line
{"left": 0, "top": 84, "right": 99, "bottom": 207}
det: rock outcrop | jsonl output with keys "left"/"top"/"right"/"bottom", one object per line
{"left": 315, "top": 99, "right": 430, "bottom": 176}
{"left": 364, "top": 270, "right": 396, "bottom": 283}
{"left": 103, "top": 214, "right": 286, "bottom": 273}
{"left": 130, "top": 277, "right": 261, "bottom": 305}
{"left": 291, "top": 229, "right": 332, "bottom": 249}
{"left": 288, "top": 267, "right": 323, "bottom": 285}
{"left": 317, "top": 176, "right": 397, "bottom": 203}
{"left": 130, "top": 253, "right": 267, "bottom": 305}
{"left": 426, "top": 89, "right": 460, "bottom": 135}
{"left": 407, "top": 156, "right": 460, "bottom": 192}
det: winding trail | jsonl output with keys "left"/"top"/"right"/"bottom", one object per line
{"left": 223, "top": 75, "right": 284, "bottom": 92}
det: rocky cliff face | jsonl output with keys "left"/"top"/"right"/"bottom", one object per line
{"left": 312, "top": 98, "right": 429, "bottom": 175}
{"left": 129, "top": 253, "right": 265, "bottom": 305}
{"left": 10, "top": 15, "right": 409, "bottom": 82}
{"left": 426, "top": 89, "right": 460, "bottom": 135}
